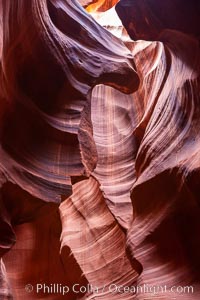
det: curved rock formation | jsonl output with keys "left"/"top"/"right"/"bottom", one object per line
{"left": 116, "top": 0, "right": 200, "bottom": 41}
{"left": 0, "top": 0, "right": 139, "bottom": 200}
{"left": 60, "top": 176, "right": 141, "bottom": 299}
{"left": 1, "top": 0, "right": 200, "bottom": 299}
{"left": 0, "top": 0, "right": 138, "bottom": 238}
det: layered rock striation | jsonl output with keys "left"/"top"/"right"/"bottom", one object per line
{"left": 0, "top": 0, "right": 200, "bottom": 299}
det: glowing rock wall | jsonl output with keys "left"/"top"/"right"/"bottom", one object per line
{"left": 0, "top": 0, "right": 200, "bottom": 299}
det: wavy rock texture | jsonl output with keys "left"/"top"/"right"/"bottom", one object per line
{"left": 0, "top": 0, "right": 138, "bottom": 200}
{"left": 1, "top": 0, "right": 200, "bottom": 299}
{"left": 59, "top": 176, "right": 141, "bottom": 299}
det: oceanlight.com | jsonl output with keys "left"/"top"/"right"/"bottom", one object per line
{"left": 25, "top": 283, "right": 194, "bottom": 296}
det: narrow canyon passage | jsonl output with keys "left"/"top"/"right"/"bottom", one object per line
{"left": 1, "top": 0, "right": 200, "bottom": 299}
